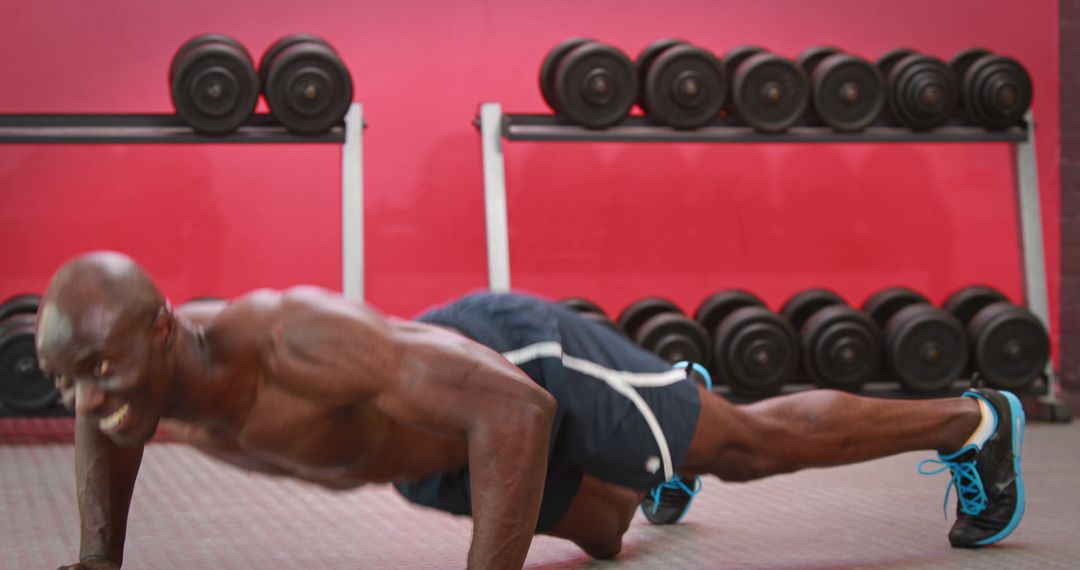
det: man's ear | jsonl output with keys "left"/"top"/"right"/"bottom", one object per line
{"left": 153, "top": 305, "right": 176, "bottom": 345}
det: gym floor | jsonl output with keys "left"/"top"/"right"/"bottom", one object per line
{"left": 2, "top": 418, "right": 1077, "bottom": 569}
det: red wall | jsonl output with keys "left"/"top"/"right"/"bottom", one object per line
{"left": 0, "top": 1, "right": 1061, "bottom": 355}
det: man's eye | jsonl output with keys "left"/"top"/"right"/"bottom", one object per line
{"left": 93, "top": 359, "right": 111, "bottom": 378}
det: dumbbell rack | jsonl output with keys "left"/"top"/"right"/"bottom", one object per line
{"left": 0, "top": 106, "right": 365, "bottom": 418}
{"left": 0, "top": 105, "right": 367, "bottom": 303}
{"left": 474, "top": 102, "right": 1070, "bottom": 421}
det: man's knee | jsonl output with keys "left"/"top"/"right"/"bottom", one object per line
{"left": 580, "top": 535, "right": 623, "bottom": 560}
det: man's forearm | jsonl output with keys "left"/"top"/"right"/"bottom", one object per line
{"left": 466, "top": 401, "right": 554, "bottom": 569}
{"left": 75, "top": 414, "right": 144, "bottom": 564}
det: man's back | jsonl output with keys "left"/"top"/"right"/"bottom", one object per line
{"left": 164, "top": 286, "right": 472, "bottom": 486}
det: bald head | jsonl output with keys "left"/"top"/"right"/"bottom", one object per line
{"left": 37, "top": 251, "right": 165, "bottom": 359}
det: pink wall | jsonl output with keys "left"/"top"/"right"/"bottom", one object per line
{"left": 0, "top": 1, "right": 1061, "bottom": 355}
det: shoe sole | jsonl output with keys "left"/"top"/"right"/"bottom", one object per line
{"left": 975, "top": 390, "right": 1026, "bottom": 546}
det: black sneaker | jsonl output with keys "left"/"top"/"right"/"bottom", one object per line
{"left": 918, "top": 388, "right": 1026, "bottom": 548}
{"left": 640, "top": 474, "right": 702, "bottom": 524}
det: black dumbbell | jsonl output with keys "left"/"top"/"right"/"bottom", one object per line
{"left": 949, "top": 48, "right": 1033, "bottom": 130}
{"left": 722, "top": 45, "right": 809, "bottom": 133}
{"left": 0, "top": 294, "right": 59, "bottom": 414}
{"left": 695, "top": 290, "right": 798, "bottom": 398}
{"left": 796, "top": 46, "right": 885, "bottom": 132}
{"left": 169, "top": 34, "right": 260, "bottom": 135}
{"left": 540, "top": 38, "right": 637, "bottom": 129}
{"left": 781, "top": 289, "right": 881, "bottom": 393}
{"left": 876, "top": 48, "right": 959, "bottom": 131}
{"left": 862, "top": 287, "right": 968, "bottom": 394}
{"left": 943, "top": 286, "right": 1050, "bottom": 391}
{"left": 634, "top": 39, "right": 726, "bottom": 129}
{"left": 557, "top": 297, "right": 622, "bottom": 334}
{"left": 260, "top": 35, "right": 353, "bottom": 135}
{"left": 617, "top": 297, "right": 709, "bottom": 366}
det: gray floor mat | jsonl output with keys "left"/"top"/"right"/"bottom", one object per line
{"left": 2, "top": 423, "right": 1077, "bottom": 569}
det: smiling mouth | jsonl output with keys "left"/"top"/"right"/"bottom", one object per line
{"left": 99, "top": 402, "right": 131, "bottom": 432}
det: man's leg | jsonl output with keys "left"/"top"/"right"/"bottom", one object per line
{"left": 680, "top": 388, "right": 981, "bottom": 479}
{"left": 680, "top": 386, "right": 1025, "bottom": 547}
{"left": 541, "top": 475, "right": 641, "bottom": 559}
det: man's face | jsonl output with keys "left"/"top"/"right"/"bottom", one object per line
{"left": 37, "top": 300, "right": 170, "bottom": 446}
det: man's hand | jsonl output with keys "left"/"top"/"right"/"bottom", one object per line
{"left": 58, "top": 555, "right": 120, "bottom": 569}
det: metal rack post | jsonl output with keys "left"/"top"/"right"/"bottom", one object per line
{"left": 341, "top": 103, "right": 365, "bottom": 301}
{"left": 480, "top": 103, "right": 512, "bottom": 292}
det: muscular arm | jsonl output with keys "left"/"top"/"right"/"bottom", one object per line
{"left": 72, "top": 412, "right": 144, "bottom": 567}
{"left": 270, "top": 290, "right": 556, "bottom": 569}
{"left": 393, "top": 332, "right": 556, "bottom": 569}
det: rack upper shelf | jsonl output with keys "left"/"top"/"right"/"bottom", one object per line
{"left": 488, "top": 114, "right": 1028, "bottom": 144}
{"left": 0, "top": 113, "right": 346, "bottom": 144}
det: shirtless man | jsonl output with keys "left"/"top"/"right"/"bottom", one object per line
{"left": 38, "top": 252, "right": 1027, "bottom": 569}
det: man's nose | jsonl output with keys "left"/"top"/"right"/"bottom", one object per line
{"left": 74, "top": 380, "right": 106, "bottom": 414}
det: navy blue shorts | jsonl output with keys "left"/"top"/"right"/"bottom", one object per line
{"left": 393, "top": 292, "right": 702, "bottom": 532}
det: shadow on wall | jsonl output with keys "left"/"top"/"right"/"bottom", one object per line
{"left": 368, "top": 128, "right": 491, "bottom": 315}
{"left": 510, "top": 140, "right": 706, "bottom": 307}
{"left": 850, "top": 145, "right": 950, "bottom": 299}
{"left": 0, "top": 145, "right": 225, "bottom": 296}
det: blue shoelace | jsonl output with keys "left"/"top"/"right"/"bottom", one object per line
{"left": 918, "top": 454, "right": 988, "bottom": 519}
{"left": 647, "top": 474, "right": 702, "bottom": 515}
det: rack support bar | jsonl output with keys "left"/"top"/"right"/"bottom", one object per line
{"left": 1012, "top": 110, "right": 1058, "bottom": 394}
{"left": 480, "top": 103, "right": 511, "bottom": 292}
{"left": 342, "top": 103, "right": 365, "bottom": 302}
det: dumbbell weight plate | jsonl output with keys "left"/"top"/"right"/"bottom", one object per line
{"left": 802, "top": 305, "right": 881, "bottom": 392}
{"left": 258, "top": 34, "right": 334, "bottom": 90}
{"left": 715, "top": 306, "right": 798, "bottom": 398}
{"left": 722, "top": 45, "right": 766, "bottom": 83}
{"left": 578, "top": 311, "right": 624, "bottom": 335}
{"left": 813, "top": 53, "right": 885, "bottom": 132}
{"left": 796, "top": 45, "right": 843, "bottom": 127}
{"left": 780, "top": 288, "right": 845, "bottom": 333}
{"left": 862, "top": 287, "right": 930, "bottom": 329}
{"left": 0, "top": 313, "right": 58, "bottom": 413}
{"left": 943, "top": 285, "right": 1009, "bottom": 326}
{"left": 617, "top": 297, "right": 682, "bottom": 339}
{"left": 170, "top": 34, "right": 249, "bottom": 88}
{"left": 0, "top": 293, "right": 42, "bottom": 322}
{"left": 968, "top": 302, "right": 1049, "bottom": 391}
{"left": 876, "top": 48, "right": 918, "bottom": 78}
{"left": 644, "top": 44, "right": 726, "bottom": 129}
{"left": 964, "top": 55, "right": 1032, "bottom": 129}
{"left": 796, "top": 45, "right": 843, "bottom": 74}
{"left": 731, "top": 52, "right": 809, "bottom": 132}
{"left": 695, "top": 289, "right": 765, "bottom": 337}
{"left": 949, "top": 48, "right": 993, "bottom": 83}
{"left": 886, "top": 54, "right": 959, "bottom": 130}
{"left": 636, "top": 313, "right": 710, "bottom": 365}
{"left": 886, "top": 304, "right": 968, "bottom": 393}
{"left": 558, "top": 297, "right": 607, "bottom": 316}
{"left": 554, "top": 42, "right": 638, "bottom": 128}
{"left": 722, "top": 45, "right": 765, "bottom": 116}
{"left": 635, "top": 38, "right": 686, "bottom": 114}
{"left": 265, "top": 40, "right": 353, "bottom": 134}
{"left": 170, "top": 37, "right": 260, "bottom": 135}
{"left": 540, "top": 37, "right": 595, "bottom": 114}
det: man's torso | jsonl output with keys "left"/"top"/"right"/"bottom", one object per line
{"left": 161, "top": 289, "right": 469, "bottom": 489}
